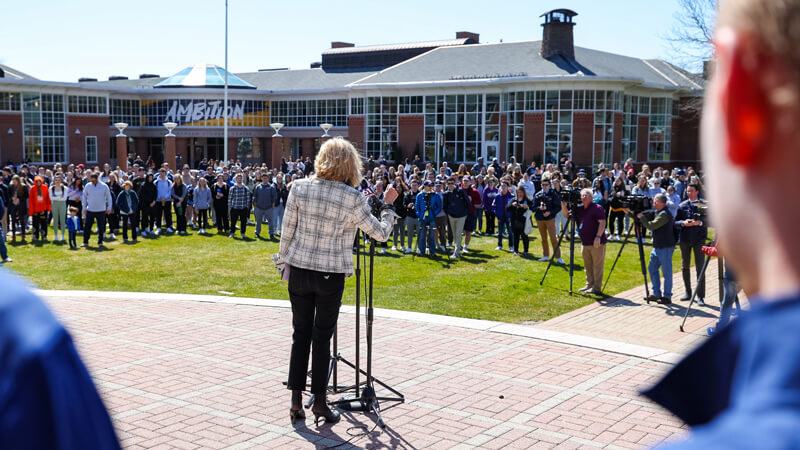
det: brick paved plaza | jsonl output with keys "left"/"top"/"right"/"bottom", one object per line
{"left": 34, "top": 288, "right": 706, "bottom": 449}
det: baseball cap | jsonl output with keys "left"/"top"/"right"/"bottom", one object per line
{"left": 434, "top": 180, "right": 442, "bottom": 185}
{"left": 578, "top": 169, "right": 586, "bottom": 175}
{"left": 677, "top": 169, "right": 687, "bottom": 176}
{"left": 423, "top": 180, "right": 433, "bottom": 187}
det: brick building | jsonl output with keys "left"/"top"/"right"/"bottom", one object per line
{"left": 0, "top": 9, "right": 703, "bottom": 171}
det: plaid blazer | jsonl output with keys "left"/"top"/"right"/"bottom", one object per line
{"left": 279, "top": 177, "right": 394, "bottom": 276}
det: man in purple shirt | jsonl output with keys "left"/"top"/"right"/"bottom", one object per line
{"left": 561, "top": 188, "right": 607, "bottom": 294}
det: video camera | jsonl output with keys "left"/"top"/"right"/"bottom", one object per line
{"left": 560, "top": 186, "right": 582, "bottom": 210}
{"left": 690, "top": 200, "right": 709, "bottom": 222}
{"left": 620, "top": 194, "right": 652, "bottom": 214}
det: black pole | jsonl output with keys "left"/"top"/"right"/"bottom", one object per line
{"left": 367, "top": 238, "right": 375, "bottom": 388}
{"left": 355, "top": 231, "right": 361, "bottom": 393}
{"left": 635, "top": 222, "right": 650, "bottom": 298}
{"left": 680, "top": 253, "right": 713, "bottom": 332}
{"left": 540, "top": 214, "right": 572, "bottom": 285}
{"left": 602, "top": 221, "right": 635, "bottom": 292}
{"left": 568, "top": 216, "right": 575, "bottom": 295}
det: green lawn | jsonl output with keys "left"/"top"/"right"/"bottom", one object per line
{"left": 2, "top": 223, "right": 687, "bottom": 323}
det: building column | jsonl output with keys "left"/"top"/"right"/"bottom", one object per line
{"left": 571, "top": 111, "right": 594, "bottom": 169}
{"left": 523, "top": 112, "right": 544, "bottom": 165}
{"left": 116, "top": 136, "right": 128, "bottom": 172}
{"left": 165, "top": 135, "right": 176, "bottom": 171}
{"left": 398, "top": 115, "right": 424, "bottom": 164}
{"left": 301, "top": 138, "right": 315, "bottom": 159}
{"left": 271, "top": 136, "right": 283, "bottom": 169}
{"left": 637, "top": 116, "right": 649, "bottom": 163}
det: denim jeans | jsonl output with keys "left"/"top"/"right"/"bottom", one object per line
{"left": 717, "top": 265, "right": 738, "bottom": 328}
{"left": 649, "top": 247, "right": 675, "bottom": 297}
{"left": 497, "top": 220, "right": 513, "bottom": 249}
{"left": 405, "top": 216, "right": 419, "bottom": 250}
{"left": 418, "top": 220, "right": 437, "bottom": 255}
{"left": 0, "top": 227, "right": 7, "bottom": 260}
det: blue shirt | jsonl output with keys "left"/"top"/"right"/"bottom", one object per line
{"left": 155, "top": 177, "right": 173, "bottom": 201}
{"left": 644, "top": 292, "right": 800, "bottom": 448}
{"left": 0, "top": 271, "right": 120, "bottom": 449}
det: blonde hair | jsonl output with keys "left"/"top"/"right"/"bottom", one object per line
{"left": 173, "top": 174, "right": 183, "bottom": 185}
{"left": 314, "top": 137, "right": 363, "bottom": 188}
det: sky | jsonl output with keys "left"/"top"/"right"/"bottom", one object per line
{"left": 1, "top": 0, "right": 687, "bottom": 83}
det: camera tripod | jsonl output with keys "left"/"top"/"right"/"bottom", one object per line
{"left": 540, "top": 209, "right": 578, "bottom": 294}
{"left": 602, "top": 217, "right": 651, "bottom": 300}
{"left": 679, "top": 255, "right": 741, "bottom": 332}
{"left": 306, "top": 230, "right": 404, "bottom": 429}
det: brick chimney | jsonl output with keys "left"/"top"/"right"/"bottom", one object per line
{"left": 456, "top": 31, "right": 479, "bottom": 43}
{"left": 331, "top": 42, "right": 355, "bottom": 49}
{"left": 540, "top": 9, "right": 577, "bottom": 60}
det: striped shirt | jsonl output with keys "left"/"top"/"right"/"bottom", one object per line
{"left": 279, "top": 177, "right": 394, "bottom": 276}
{"left": 228, "top": 184, "right": 251, "bottom": 210}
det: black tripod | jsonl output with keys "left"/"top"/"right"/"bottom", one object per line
{"left": 316, "top": 231, "right": 403, "bottom": 429}
{"left": 540, "top": 211, "right": 577, "bottom": 294}
{"left": 679, "top": 255, "right": 742, "bottom": 332}
{"left": 602, "top": 218, "right": 651, "bottom": 300}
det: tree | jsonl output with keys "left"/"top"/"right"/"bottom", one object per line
{"left": 664, "top": 0, "right": 718, "bottom": 72}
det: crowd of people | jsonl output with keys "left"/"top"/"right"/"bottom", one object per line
{"left": 0, "top": 151, "right": 707, "bottom": 302}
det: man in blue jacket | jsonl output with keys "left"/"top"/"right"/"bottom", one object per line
{"left": 442, "top": 176, "right": 470, "bottom": 259}
{"left": 0, "top": 271, "right": 120, "bottom": 449}
{"left": 415, "top": 180, "right": 441, "bottom": 257}
{"left": 642, "top": 4, "right": 800, "bottom": 446}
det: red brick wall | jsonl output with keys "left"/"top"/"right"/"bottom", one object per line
{"left": 301, "top": 138, "right": 315, "bottom": 159}
{"left": 675, "top": 98, "right": 701, "bottom": 165}
{"left": 0, "top": 113, "right": 23, "bottom": 163}
{"left": 572, "top": 111, "right": 594, "bottom": 168}
{"left": 348, "top": 116, "right": 365, "bottom": 155}
{"left": 613, "top": 112, "right": 623, "bottom": 164}
{"left": 67, "top": 115, "right": 111, "bottom": 165}
{"left": 637, "top": 115, "right": 649, "bottom": 163}
{"left": 398, "top": 115, "right": 424, "bottom": 163}
{"left": 523, "top": 112, "right": 544, "bottom": 165}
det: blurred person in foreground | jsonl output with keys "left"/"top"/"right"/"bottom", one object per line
{"left": 277, "top": 138, "right": 397, "bottom": 425}
{"left": 0, "top": 270, "right": 120, "bottom": 449}
{"left": 643, "top": 1, "right": 800, "bottom": 447}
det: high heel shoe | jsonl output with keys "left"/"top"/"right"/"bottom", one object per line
{"left": 290, "top": 408, "right": 306, "bottom": 424}
{"left": 290, "top": 390, "right": 306, "bottom": 424}
{"left": 311, "top": 401, "right": 341, "bottom": 425}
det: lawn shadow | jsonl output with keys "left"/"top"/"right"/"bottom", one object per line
{"left": 459, "top": 250, "right": 499, "bottom": 264}
{"left": 86, "top": 245, "right": 113, "bottom": 252}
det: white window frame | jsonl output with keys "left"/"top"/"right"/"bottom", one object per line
{"left": 85, "top": 136, "right": 98, "bottom": 163}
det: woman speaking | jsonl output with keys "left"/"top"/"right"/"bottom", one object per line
{"left": 278, "top": 137, "right": 397, "bottom": 425}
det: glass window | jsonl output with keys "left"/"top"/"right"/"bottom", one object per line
{"left": 0, "top": 92, "right": 21, "bottom": 111}
{"left": 86, "top": 136, "right": 98, "bottom": 163}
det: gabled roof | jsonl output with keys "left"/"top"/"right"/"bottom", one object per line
{"left": 236, "top": 68, "right": 377, "bottom": 92}
{"left": 0, "top": 64, "right": 37, "bottom": 80}
{"left": 322, "top": 38, "right": 473, "bottom": 56}
{"left": 348, "top": 40, "right": 701, "bottom": 90}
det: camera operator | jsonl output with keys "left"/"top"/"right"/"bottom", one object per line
{"left": 625, "top": 193, "right": 675, "bottom": 304}
{"left": 415, "top": 180, "right": 441, "bottom": 257}
{"left": 561, "top": 188, "right": 607, "bottom": 294}
{"left": 535, "top": 178, "right": 564, "bottom": 263}
{"left": 675, "top": 183, "right": 708, "bottom": 304}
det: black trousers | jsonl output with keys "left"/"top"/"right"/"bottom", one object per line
{"left": 83, "top": 211, "right": 106, "bottom": 245}
{"left": 155, "top": 201, "right": 172, "bottom": 229}
{"left": 107, "top": 212, "right": 119, "bottom": 234}
{"left": 485, "top": 210, "right": 496, "bottom": 235}
{"left": 69, "top": 230, "right": 77, "bottom": 248}
{"left": 287, "top": 266, "right": 345, "bottom": 394}
{"left": 230, "top": 208, "right": 248, "bottom": 235}
{"left": 198, "top": 209, "right": 209, "bottom": 229}
{"left": 140, "top": 204, "right": 154, "bottom": 230}
{"left": 32, "top": 212, "right": 48, "bottom": 239}
{"left": 609, "top": 210, "right": 625, "bottom": 235}
{"left": 214, "top": 204, "right": 229, "bottom": 232}
{"left": 680, "top": 240, "right": 705, "bottom": 299}
{"left": 121, "top": 212, "right": 138, "bottom": 240}
{"left": 512, "top": 224, "right": 529, "bottom": 253}
{"left": 174, "top": 203, "right": 187, "bottom": 232}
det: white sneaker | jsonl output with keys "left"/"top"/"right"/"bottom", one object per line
{"left": 167, "top": 227, "right": 174, "bottom": 233}
{"left": 229, "top": 233, "right": 235, "bottom": 238}
{"left": 556, "top": 258, "right": 566, "bottom": 265}
{"left": 404, "top": 248, "right": 412, "bottom": 254}
{"left": 200, "top": 228, "right": 205, "bottom": 234}
{"left": 462, "top": 246, "right": 469, "bottom": 254}
{"left": 538, "top": 256, "right": 550, "bottom": 262}
{"left": 495, "top": 246, "right": 502, "bottom": 250}
{"left": 450, "top": 253, "right": 459, "bottom": 259}
{"left": 381, "top": 248, "right": 386, "bottom": 254}
{"left": 2, "top": 257, "right": 12, "bottom": 263}
{"left": 154, "top": 229, "right": 160, "bottom": 235}
{"left": 109, "top": 233, "right": 116, "bottom": 239}
{"left": 391, "top": 246, "right": 397, "bottom": 251}
{"left": 513, "top": 251, "right": 519, "bottom": 255}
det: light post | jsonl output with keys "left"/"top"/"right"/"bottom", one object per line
{"left": 163, "top": 122, "right": 177, "bottom": 137}
{"left": 114, "top": 122, "right": 128, "bottom": 137}
{"left": 271, "top": 122, "right": 284, "bottom": 137}
{"left": 320, "top": 123, "right": 332, "bottom": 138}
{"left": 434, "top": 124, "right": 443, "bottom": 168}
{"left": 223, "top": 0, "right": 229, "bottom": 165}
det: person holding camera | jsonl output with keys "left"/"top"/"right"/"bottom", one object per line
{"left": 562, "top": 188, "right": 607, "bottom": 294}
{"left": 535, "top": 178, "right": 563, "bottom": 263}
{"left": 625, "top": 193, "right": 675, "bottom": 304}
{"left": 675, "top": 183, "right": 708, "bottom": 304}
{"left": 415, "top": 180, "right": 441, "bottom": 257}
